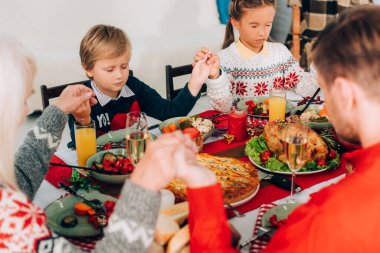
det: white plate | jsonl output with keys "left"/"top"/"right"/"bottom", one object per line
{"left": 248, "top": 156, "right": 328, "bottom": 176}
{"left": 227, "top": 183, "right": 260, "bottom": 208}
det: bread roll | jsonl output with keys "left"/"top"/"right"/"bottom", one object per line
{"left": 147, "top": 241, "right": 164, "bottom": 253}
{"left": 160, "top": 201, "right": 189, "bottom": 225}
{"left": 159, "top": 189, "right": 175, "bottom": 210}
{"left": 166, "top": 224, "right": 190, "bottom": 253}
{"left": 154, "top": 214, "right": 180, "bottom": 246}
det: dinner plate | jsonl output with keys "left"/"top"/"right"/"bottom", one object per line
{"left": 96, "top": 129, "right": 157, "bottom": 148}
{"left": 45, "top": 193, "right": 118, "bottom": 237}
{"left": 248, "top": 156, "right": 329, "bottom": 175}
{"left": 261, "top": 203, "right": 300, "bottom": 228}
{"left": 237, "top": 96, "right": 293, "bottom": 118}
{"left": 228, "top": 183, "right": 260, "bottom": 207}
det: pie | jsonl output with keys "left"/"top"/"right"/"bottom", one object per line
{"left": 167, "top": 153, "right": 260, "bottom": 204}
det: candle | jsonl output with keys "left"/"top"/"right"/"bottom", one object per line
{"left": 228, "top": 110, "right": 248, "bottom": 141}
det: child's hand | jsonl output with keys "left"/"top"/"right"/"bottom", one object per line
{"left": 72, "top": 99, "right": 92, "bottom": 125}
{"left": 193, "top": 47, "right": 220, "bottom": 79}
{"left": 188, "top": 57, "right": 212, "bottom": 96}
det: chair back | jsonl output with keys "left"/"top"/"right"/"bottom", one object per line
{"left": 40, "top": 70, "right": 133, "bottom": 109}
{"left": 165, "top": 64, "right": 206, "bottom": 101}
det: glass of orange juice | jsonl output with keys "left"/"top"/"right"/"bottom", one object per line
{"left": 269, "top": 89, "right": 287, "bottom": 122}
{"left": 75, "top": 120, "right": 97, "bottom": 167}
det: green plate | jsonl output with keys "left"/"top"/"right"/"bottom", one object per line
{"left": 237, "top": 96, "right": 293, "bottom": 118}
{"left": 96, "top": 129, "right": 157, "bottom": 147}
{"left": 86, "top": 148, "right": 131, "bottom": 184}
{"left": 261, "top": 203, "right": 300, "bottom": 228}
{"left": 290, "top": 104, "right": 332, "bottom": 130}
{"left": 159, "top": 116, "right": 215, "bottom": 141}
{"left": 45, "top": 193, "right": 117, "bottom": 237}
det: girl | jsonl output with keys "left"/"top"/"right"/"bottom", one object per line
{"left": 194, "top": 0, "right": 319, "bottom": 112}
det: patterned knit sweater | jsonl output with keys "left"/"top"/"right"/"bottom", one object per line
{"left": 207, "top": 42, "right": 319, "bottom": 112}
{"left": 3, "top": 105, "right": 161, "bottom": 253}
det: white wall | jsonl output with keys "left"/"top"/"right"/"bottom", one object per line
{"left": 0, "top": 0, "right": 225, "bottom": 111}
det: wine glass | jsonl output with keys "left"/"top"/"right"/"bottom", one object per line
{"left": 282, "top": 122, "right": 309, "bottom": 202}
{"left": 125, "top": 112, "right": 149, "bottom": 165}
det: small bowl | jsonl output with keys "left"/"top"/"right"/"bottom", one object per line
{"left": 290, "top": 104, "right": 332, "bottom": 130}
{"left": 159, "top": 116, "right": 215, "bottom": 141}
{"left": 86, "top": 148, "right": 131, "bottom": 184}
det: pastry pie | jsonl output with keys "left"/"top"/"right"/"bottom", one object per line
{"left": 167, "top": 153, "right": 260, "bottom": 204}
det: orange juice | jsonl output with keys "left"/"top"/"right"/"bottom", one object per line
{"left": 75, "top": 127, "right": 96, "bottom": 167}
{"left": 269, "top": 96, "right": 286, "bottom": 122}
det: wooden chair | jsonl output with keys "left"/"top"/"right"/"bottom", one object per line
{"left": 40, "top": 70, "right": 133, "bottom": 109}
{"left": 165, "top": 64, "right": 207, "bottom": 101}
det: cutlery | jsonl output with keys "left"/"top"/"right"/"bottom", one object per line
{"left": 202, "top": 112, "right": 227, "bottom": 120}
{"left": 50, "top": 162, "right": 124, "bottom": 175}
{"left": 97, "top": 142, "right": 126, "bottom": 149}
{"left": 262, "top": 174, "right": 302, "bottom": 193}
{"left": 294, "top": 88, "right": 321, "bottom": 115}
{"left": 226, "top": 203, "right": 245, "bottom": 217}
{"left": 239, "top": 226, "right": 275, "bottom": 249}
{"left": 59, "top": 182, "right": 108, "bottom": 227}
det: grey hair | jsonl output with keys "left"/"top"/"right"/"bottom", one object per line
{"left": 0, "top": 36, "right": 36, "bottom": 188}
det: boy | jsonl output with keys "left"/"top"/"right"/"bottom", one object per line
{"left": 68, "top": 24, "right": 210, "bottom": 147}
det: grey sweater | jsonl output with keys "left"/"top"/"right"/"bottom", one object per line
{"left": 13, "top": 105, "right": 161, "bottom": 252}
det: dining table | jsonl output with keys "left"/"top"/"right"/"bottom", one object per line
{"left": 33, "top": 94, "right": 348, "bottom": 253}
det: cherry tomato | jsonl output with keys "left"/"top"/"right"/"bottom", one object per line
{"left": 317, "top": 159, "right": 328, "bottom": 166}
{"left": 328, "top": 150, "right": 337, "bottom": 160}
{"left": 102, "top": 143, "right": 112, "bottom": 150}
{"left": 183, "top": 127, "right": 200, "bottom": 139}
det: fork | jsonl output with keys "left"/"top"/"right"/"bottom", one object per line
{"left": 239, "top": 226, "right": 274, "bottom": 249}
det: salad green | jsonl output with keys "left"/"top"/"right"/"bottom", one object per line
{"left": 245, "top": 135, "right": 340, "bottom": 173}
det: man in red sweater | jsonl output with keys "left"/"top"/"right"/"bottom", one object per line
{"left": 264, "top": 5, "right": 380, "bottom": 253}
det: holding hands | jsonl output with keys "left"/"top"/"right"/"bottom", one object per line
{"left": 130, "top": 132, "right": 217, "bottom": 192}
{"left": 54, "top": 84, "right": 97, "bottom": 125}
{"left": 193, "top": 47, "right": 221, "bottom": 79}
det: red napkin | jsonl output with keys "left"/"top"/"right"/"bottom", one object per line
{"left": 198, "top": 110, "right": 228, "bottom": 129}
{"left": 250, "top": 204, "right": 277, "bottom": 253}
{"left": 44, "top": 155, "right": 73, "bottom": 188}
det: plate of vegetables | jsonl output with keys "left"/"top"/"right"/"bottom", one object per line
{"left": 237, "top": 96, "right": 293, "bottom": 118}
{"left": 159, "top": 116, "right": 215, "bottom": 141}
{"left": 45, "top": 193, "right": 117, "bottom": 237}
{"left": 290, "top": 104, "right": 332, "bottom": 130}
{"left": 86, "top": 148, "right": 134, "bottom": 184}
{"left": 245, "top": 123, "right": 340, "bottom": 175}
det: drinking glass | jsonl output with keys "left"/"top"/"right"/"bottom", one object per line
{"left": 282, "top": 122, "right": 309, "bottom": 202}
{"left": 75, "top": 120, "right": 97, "bottom": 167}
{"left": 125, "top": 112, "right": 149, "bottom": 165}
{"left": 269, "top": 89, "right": 287, "bottom": 122}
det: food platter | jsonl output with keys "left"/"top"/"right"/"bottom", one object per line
{"left": 45, "top": 193, "right": 117, "bottom": 237}
{"left": 237, "top": 96, "right": 293, "bottom": 118}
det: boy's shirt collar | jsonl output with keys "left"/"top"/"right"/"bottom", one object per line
{"left": 235, "top": 40, "right": 268, "bottom": 60}
{"left": 91, "top": 80, "right": 135, "bottom": 107}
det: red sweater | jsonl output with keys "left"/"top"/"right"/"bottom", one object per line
{"left": 187, "top": 184, "right": 238, "bottom": 253}
{"left": 263, "top": 142, "right": 380, "bottom": 253}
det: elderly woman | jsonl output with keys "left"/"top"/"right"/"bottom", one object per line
{"left": 0, "top": 36, "right": 236, "bottom": 253}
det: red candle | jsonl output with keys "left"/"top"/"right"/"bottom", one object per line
{"left": 228, "top": 110, "right": 248, "bottom": 141}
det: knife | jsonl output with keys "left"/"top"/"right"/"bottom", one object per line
{"left": 239, "top": 226, "right": 275, "bottom": 249}
{"left": 263, "top": 174, "right": 302, "bottom": 193}
{"left": 59, "top": 183, "right": 107, "bottom": 227}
